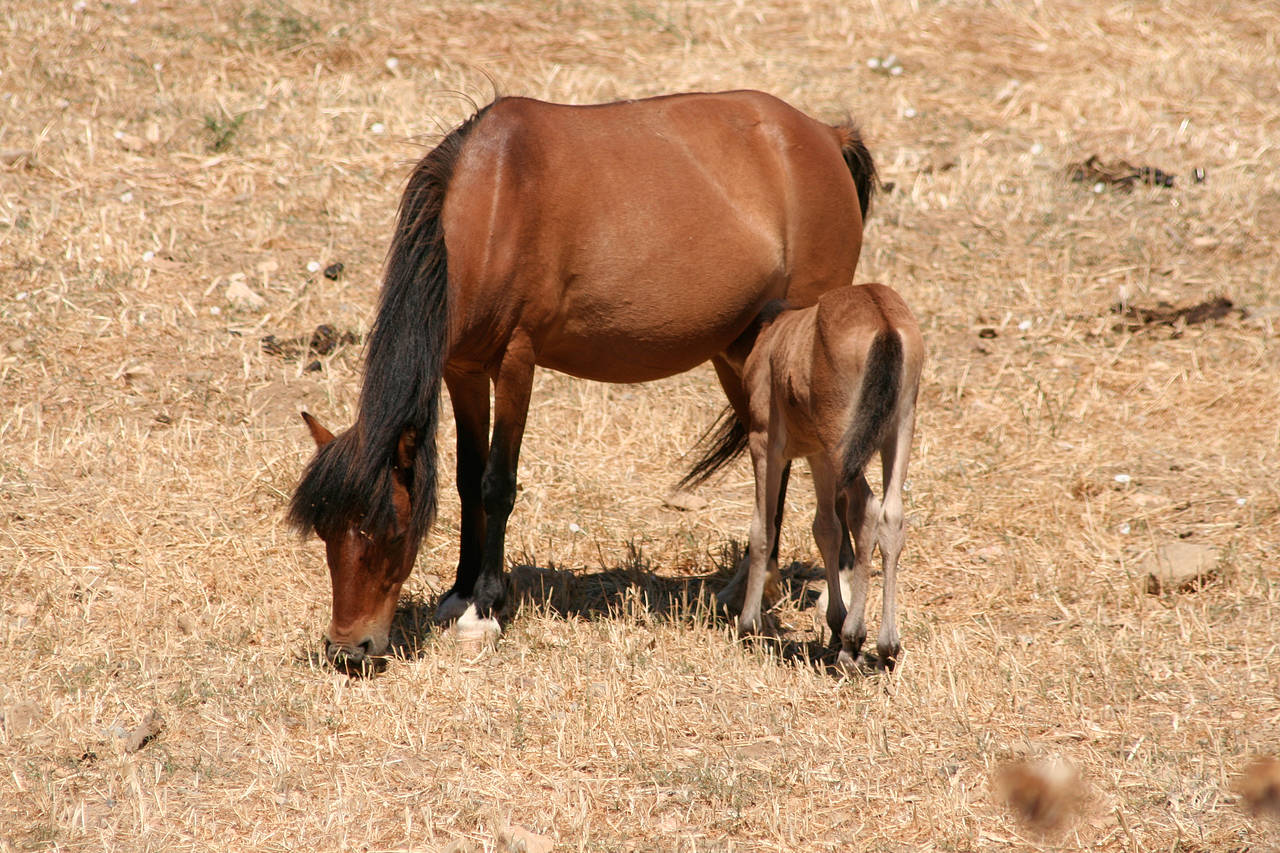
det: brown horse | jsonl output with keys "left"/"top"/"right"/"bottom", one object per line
{"left": 289, "top": 90, "right": 877, "bottom": 670}
{"left": 723, "top": 284, "right": 923, "bottom": 672}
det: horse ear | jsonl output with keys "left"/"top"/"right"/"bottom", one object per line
{"left": 395, "top": 427, "right": 417, "bottom": 471}
{"left": 301, "top": 411, "right": 335, "bottom": 447}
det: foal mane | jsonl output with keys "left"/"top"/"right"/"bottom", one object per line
{"left": 288, "top": 102, "right": 495, "bottom": 540}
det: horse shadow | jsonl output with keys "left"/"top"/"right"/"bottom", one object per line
{"left": 383, "top": 542, "right": 890, "bottom": 676}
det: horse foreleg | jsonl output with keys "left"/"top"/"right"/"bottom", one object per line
{"left": 456, "top": 339, "right": 535, "bottom": 641}
{"left": 436, "top": 369, "right": 490, "bottom": 626}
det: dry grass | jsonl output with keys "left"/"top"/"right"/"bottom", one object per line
{"left": 2, "top": 0, "right": 1279, "bottom": 849}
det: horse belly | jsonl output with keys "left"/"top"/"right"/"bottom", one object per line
{"left": 536, "top": 268, "right": 779, "bottom": 383}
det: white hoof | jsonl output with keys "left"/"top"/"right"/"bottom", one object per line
{"left": 446, "top": 603, "right": 501, "bottom": 643}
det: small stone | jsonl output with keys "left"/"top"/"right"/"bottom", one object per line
{"left": 1143, "top": 542, "right": 1219, "bottom": 594}
{"left": 225, "top": 276, "right": 265, "bottom": 310}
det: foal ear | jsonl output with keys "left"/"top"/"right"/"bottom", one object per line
{"left": 395, "top": 427, "right": 418, "bottom": 471}
{"left": 301, "top": 411, "right": 335, "bottom": 447}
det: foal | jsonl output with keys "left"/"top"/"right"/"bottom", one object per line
{"left": 731, "top": 283, "right": 924, "bottom": 671}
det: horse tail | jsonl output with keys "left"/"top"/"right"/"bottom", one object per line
{"left": 834, "top": 123, "right": 877, "bottom": 224}
{"left": 840, "top": 329, "right": 903, "bottom": 491}
{"left": 351, "top": 103, "right": 491, "bottom": 541}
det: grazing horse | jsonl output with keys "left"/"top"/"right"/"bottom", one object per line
{"left": 726, "top": 284, "right": 923, "bottom": 672}
{"left": 288, "top": 90, "right": 877, "bottom": 670}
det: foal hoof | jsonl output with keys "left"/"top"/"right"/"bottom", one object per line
{"left": 834, "top": 649, "right": 877, "bottom": 678}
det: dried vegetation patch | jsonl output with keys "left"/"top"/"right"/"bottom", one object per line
{"left": 2, "top": 0, "right": 1278, "bottom": 850}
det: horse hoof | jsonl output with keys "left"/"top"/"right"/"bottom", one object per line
{"left": 434, "top": 593, "right": 472, "bottom": 625}
{"left": 446, "top": 603, "right": 502, "bottom": 644}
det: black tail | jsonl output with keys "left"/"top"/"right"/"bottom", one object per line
{"left": 835, "top": 123, "right": 877, "bottom": 223}
{"left": 289, "top": 103, "right": 491, "bottom": 542}
{"left": 676, "top": 405, "right": 749, "bottom": 490}
{"left": 840, "top": 330, "right": 903, "bottom": 489}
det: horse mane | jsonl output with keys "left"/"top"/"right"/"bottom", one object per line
{"left": 288, "top": 101, "right": 495, "bottom": 540}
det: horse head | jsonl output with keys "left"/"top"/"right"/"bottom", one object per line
{"left": 297, "top": 412, "right": 420, "bottom": 673}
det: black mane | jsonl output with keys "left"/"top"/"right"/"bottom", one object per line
{"left": 288, "top": 102, "right": 494, "bottom": 539}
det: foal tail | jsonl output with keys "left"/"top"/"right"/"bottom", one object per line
{"left": 840, "top": 330, "right": 904, "bottom": 490}
{"left": 350, "top": 105, "right": 491, "bottom": 541}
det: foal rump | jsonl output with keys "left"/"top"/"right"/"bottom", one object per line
{"left": 840, "top": 329, "right": 904, "bottom": 489}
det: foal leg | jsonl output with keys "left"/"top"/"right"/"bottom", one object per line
{"left": 875, "top": 412, "right": 915, "bottom": 667}
{"left": 456, "top": 338, "right": 536, "bottom": 641}
{"left": 738, "top": 424, "right": 785, "bottom": 636}
{"left": 717, "top": 461, "right": 789, "bottom": 614}
{"left": 839, "top": 472, "right": 879, "bottom": 661}
{"left": 808, "top": 458, "right": 854, "bottom": 670}
{"left": 712, "top": 356, "right": 785, "bottom": 612}
{"left": 435, "top": 369, "right": 489, "bottom": 625}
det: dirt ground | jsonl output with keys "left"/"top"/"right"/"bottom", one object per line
{"left": 2, "top": 0, "right": 1279, "bottom": 850}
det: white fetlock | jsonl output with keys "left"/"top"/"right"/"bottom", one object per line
{"left": 446, "top": 603, "right": 502, "bottom": 643}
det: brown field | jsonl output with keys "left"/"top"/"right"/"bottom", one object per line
{"left": 3, "top": 0, "right": 1279, "bottom": 850}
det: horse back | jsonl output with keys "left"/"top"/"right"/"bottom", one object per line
{"left": 440, "top": 92, "right": 865, "bottom": 377}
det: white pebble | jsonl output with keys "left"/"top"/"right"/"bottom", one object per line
{"left": 867, "top": 58, "right": 881, "bottom": 69}
{"left": 1093, "top": 182, "right": 1105, "bottom": 193}
{"left": 1114, "top": 474, "right": 1131, "bottom": 484}
{"left": 210, "top": 306, "right": 221, "bottom": 315}
{"left": 903, "top": 107, "right": 917, "bottom": 119}
{"left": 120, "top": 191, "right": 133, "bottom": 203}
{"left": 385, "top": 57, "right": 399, "bottom": 71}
{"left": 1018, "top": 319, "right": 1032, "bottom": 331}
{"left": 16, "top": 292, "right": 28, "bottom": 301}
{"left": 890, "top": 65, "right": 903, "bottom": 76}
{"left": 370, "top": 122, "right": 386, "bottom": 135}
{"left": 1236, "top": 497, "right": 1247, "bottom": 506}
{"left": 142, "top": 250, "right": 155, "bottom": 262}
{"left": 568, "top": 522, "right": 582, "bottom": 534}
{"left": 1030, "top": 142, "right": 1044, "bottom": 156}
{"left": 306, "top": 261, "right": 321, "bottom": 273}
{"left": 1119, "top": 523, "right": 1131, "bottom": 535}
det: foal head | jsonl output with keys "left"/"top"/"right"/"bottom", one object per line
{"left": 294, "top": 413, "right": 420, "bottom": 672}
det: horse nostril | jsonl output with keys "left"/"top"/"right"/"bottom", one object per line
{"left": 357, "top": 639, "right": 372, "bottom": 657}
